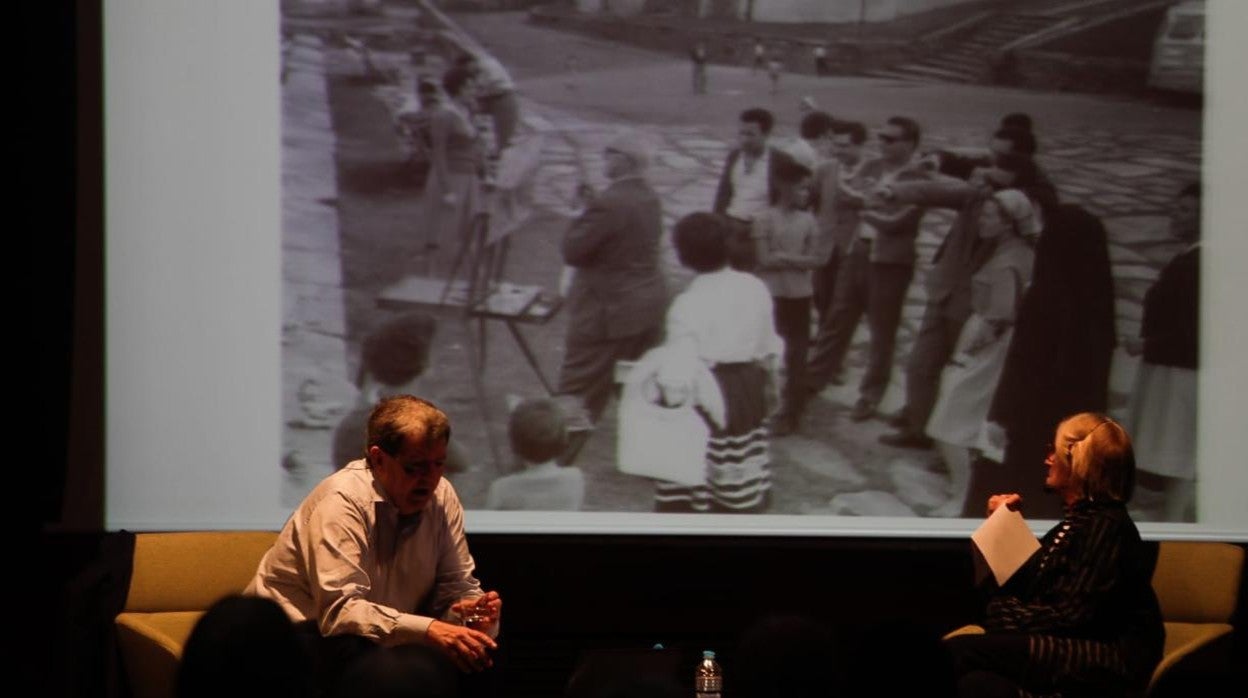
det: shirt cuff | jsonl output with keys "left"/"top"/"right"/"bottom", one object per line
{"left": 387, "top": 613, "right": 434, "bottom": 647}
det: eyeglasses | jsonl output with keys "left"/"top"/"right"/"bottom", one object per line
{"left": 401, "top": 459, "right": 445, "bottom": 476}
{"left": 1045, "top": 442, "right": 1072, "bottom": 462}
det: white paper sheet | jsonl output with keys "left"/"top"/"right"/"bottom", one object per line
{"left": 971, "top": 506, "right": 1041, "bottom": 586}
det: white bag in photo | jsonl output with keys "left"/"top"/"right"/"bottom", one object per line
{"left": 616, "top": 348, "right": 711, "bottom": 486}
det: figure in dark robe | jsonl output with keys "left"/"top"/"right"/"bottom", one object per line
{"left": 964, "top": 204, "right": 1117, "bottom": 519}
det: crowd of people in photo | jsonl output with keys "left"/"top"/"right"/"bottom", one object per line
{"left": 545, "top": 100, "right": 1198, "bottom": 521}
{"left": 383, "top": 47, "right": 1199, "bottom": 522}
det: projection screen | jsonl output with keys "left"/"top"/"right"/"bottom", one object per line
{"left": 105, "top": 1, "right": 1248, "bottom": 539}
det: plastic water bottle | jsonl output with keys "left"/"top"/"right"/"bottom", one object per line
{"left": 694, "top": 650, "right": 722, "bottom": 698}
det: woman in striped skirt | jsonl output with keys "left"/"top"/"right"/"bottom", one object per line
{"left": 652, "top": 213, "right": 783, "bottom": 513}
{"left": 946, "top": 413, "right": 1163, "bottom": 697}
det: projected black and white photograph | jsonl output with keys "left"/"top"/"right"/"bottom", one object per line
{"left": 278, "top": 0, "right": 1204, "bottom": 522}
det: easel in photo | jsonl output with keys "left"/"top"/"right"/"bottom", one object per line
{"left": 377, "top": 211, "right": 566, "bottom": 469}
{"left": 376, "top": 134, "right": 591, "bottom": 469}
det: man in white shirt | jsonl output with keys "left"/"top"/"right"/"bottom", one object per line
{"left": 713, "top": 107, "right": 776, "bottom": 271}
{"left": 248, "top": 396, "right": 502, "bottom": 696}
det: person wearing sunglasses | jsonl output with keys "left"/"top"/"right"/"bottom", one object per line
{"left": 946, "top": 413, "right": 1163, "bottom": 698}
{"left": 805, "top": 116, "right": 931, "bottom": 425}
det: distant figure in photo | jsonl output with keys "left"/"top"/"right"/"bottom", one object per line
{"left": 947, "top": 414, "right": 1163, "bottom": 698}
{"left": 1124, "top": 182, "right": 1200, "bottom": 522}
{"left": 752, "top": 38, "right": 766, "bottom": 73}
{"left": 177, "top": 595, "right": 312, "bottom": 698}
{"left": 332, "top": 311, "right": 466, "bottom": 474}
{"left": 767, "top": 53, "right": 783, "bottom": 95}
{"left": 813, "top": 44, "right": 829, "bottom": 76}
{"left": 690, "top": 40, "right": 708, "bottom": 95}
{"left": 485, "top": 397, "right": 585, "bottom": 511}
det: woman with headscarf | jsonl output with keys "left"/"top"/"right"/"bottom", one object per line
{"left": 926, "top": 189, "right": 1039, "bottom": 517}
{"left": 946, "top": 413, "right": 1163, "bottom": 698}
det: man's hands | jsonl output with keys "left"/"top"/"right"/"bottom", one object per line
{"left": 452, "top": 591, "right": 503, "bottom": 630}
{"left": 427, "top": 591, "right": 503, "bottom": 673}
{"left": 986, "top": 493, "right": 1022, "bottom": 517}
{"left": 426, "top": 619, "right": 497, "bottom": 672}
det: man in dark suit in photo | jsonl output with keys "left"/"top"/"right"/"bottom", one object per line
{"left": 555, "top": 132, "right": 667, "bottom": 424}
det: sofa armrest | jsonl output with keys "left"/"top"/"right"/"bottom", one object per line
{"left": 116, "top": 611, "right": 205, "bottom": 698}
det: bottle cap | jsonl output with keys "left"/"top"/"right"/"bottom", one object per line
{"left": 702, "top": 650, "right": 715, "bottom": 659}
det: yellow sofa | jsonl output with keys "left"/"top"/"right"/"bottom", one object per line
{"left": 114, "top": 531, "right": 277, "bottom": 698}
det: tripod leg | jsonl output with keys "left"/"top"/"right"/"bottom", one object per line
{"left": 477, "top": 315, "right": 489, "bottom": 372}
{"left": 439, "top": 213, "right": 487, "bottom": 306}
{"left": 462, "top": 316, "right": 503, "bottom": 471}
{"left": 506, "top": 321, "right": 555, "bottom": 395}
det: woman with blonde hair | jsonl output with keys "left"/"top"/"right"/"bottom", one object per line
{"left": 946, "top": 413, "right": 1164, "bottom": 698}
